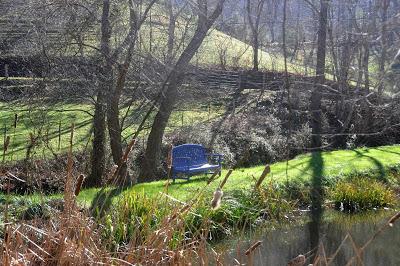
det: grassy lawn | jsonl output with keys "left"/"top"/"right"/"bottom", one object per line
{"left": 76, "top": 144, "right": 400, "bottom": 205}
{"left": 0, "top": 102, "right": 93, "bottom": 161}
{"left": 0, "top": 101, "right": 224, "bottom": 162}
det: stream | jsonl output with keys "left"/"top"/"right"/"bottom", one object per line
{"left": 220, "top": 210, "right": 400, "bottom": 265}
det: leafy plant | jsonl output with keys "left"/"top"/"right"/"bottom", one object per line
{"left": 330, "top": 177, "right": 396, "bottom": 212}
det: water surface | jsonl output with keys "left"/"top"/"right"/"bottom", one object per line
{"left": 221, "top": 210, "right": 399, "bottom": 265}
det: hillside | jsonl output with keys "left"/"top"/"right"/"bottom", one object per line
{"left": 0, "top": 0, "right": 290, "bottom": 73}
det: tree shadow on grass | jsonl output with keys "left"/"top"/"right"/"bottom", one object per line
{"left": 90, "top": 186, "right": 130, "bottom": 218}
{"left": 352, "top": 149, "right": 386, "bottom": 181}
{"left": 171, "top": 175, "right": 210, "bottom": 185}
{"left": 374, "top": 147, "right": 400, "bottom": 156}
{"left": 308, "top": 151, "right": 324, "bottom": 261}
{"left": 89, "top": 175, "right": 210, "bottom": 217}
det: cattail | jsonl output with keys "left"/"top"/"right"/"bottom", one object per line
{"left": 167, "top": 144, "right": 173, "bottom": 169}
{"left": 211, "top": 188, "right": 223, "bottom": 210}
{"left": 219, "top": 169, "right": 233, "bottom": 189}
{"left": 287, "top": 254, "right": 306, "bottom": 266}
{"left": 207, "top": 170, "right": 221, "bottom": 185}
{"left": 255, "top": 165, "right": 271, "bottom": 189}
{"left": 74, "top": 174, "right": 85, "bottom": 196}
{"left": 245, "top": 240, "right": 262, "bottom": 256}
{"left": 388, "top": 212, "right": 400, "bottom": 227}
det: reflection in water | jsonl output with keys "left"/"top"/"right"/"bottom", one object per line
{"left": 223, "top": 211, "right": 400, "bottom": 265}
{"left": 308, "top": 152, "right": 324, "bottom": 262}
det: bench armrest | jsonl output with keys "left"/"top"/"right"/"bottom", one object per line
{"left": 206, "top": 153, "right": 224, "bottom": 165}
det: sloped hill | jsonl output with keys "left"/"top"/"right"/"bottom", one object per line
{"left": 0, "top": 1, "right": 291, "bottom": 73}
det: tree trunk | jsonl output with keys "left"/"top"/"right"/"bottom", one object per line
{"left": 334, "top": 8, "right": 352, "bottom": 148}
{"left": 107, "top": 63, "right": 130, "bottom": 186}
{"left": 166, "top": 0, "right": 176, "bottom": 65}
{"left": 377, "top": 0, "right": 389, "bottom": 100}
{"left": 252, "top": 33, "right": 259, "bottom": 71}
{"left": 141, "top": 1, "right": 225, "bottom": 180}
{"left": 105, "top": 0, "right": 156, "bottom": 187}
{"left": 87, "top": 88, "right": 108, "bottom": 187}
{"left": 142, "top": 29, "right": 209, "bottom": 179}
{"left": 310, "top": 0, "right": 329, "bottom": 150}
{"left": 246, "top": 0, "right": 265, "bottom": 72}
{"left": 86, "top": 0, "right": 111, "bottom": 187}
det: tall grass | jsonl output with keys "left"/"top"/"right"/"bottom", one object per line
{"left": 330, "top": 177, "right": 396, "bottom": 212}
{"left": 0, "top": 162, "right": 295, "bottom": 264}
{"left": 2, "top": 137, "right": 400, "bottom": 265}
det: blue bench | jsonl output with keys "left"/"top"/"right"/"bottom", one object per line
{"left": 171, "top": 144, "right": 223, "bottom": 182}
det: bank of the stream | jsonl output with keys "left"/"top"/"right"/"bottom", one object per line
{"left": 2, "top": 145, "right": 399, "bottom": 247}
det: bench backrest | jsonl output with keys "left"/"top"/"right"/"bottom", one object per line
{"left": 172, "top": 144, "right": 207, "bottom": 167}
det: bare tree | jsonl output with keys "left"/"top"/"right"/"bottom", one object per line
{"left": 266, "top": 0, "right": 279, "bottom": 43}
{"left": 141, "top": 0, "right": 226, "bottom": 180}
{"left": 246, "top": 0, "right": 266, "bottom": 71}
{"left": 86, "top": 0, "right": 112, "bottom": 188}
{"left": 377, "top": 0, "right": 390, "bottom": 100}
{"left": 87, "top": 0, "right": 157, "bottom": 187}
{"left": 310, "top": 0, "right": 329, "bottom": 150}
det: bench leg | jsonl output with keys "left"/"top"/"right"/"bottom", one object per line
{"left": 172, "top": 171, "right": 176, "bottom": 183}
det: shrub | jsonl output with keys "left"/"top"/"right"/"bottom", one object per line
{"left": 330, "top": 177, "right": 396, "bottom": 212}
{"left": 167, "top": 112, "right": 311, "bottom": 169}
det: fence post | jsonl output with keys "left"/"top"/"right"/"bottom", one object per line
{"left": 58, "top": 120, "right": 61, "bottom": 150}
{"left": 11, "top": 113, "right": 17, "bottom": 161}
{"left": 3, "top": 120, "right": 8, "bottom": 163}
{"left": 4, "top": 64, "right": 9, "bottom": 79}
{"left": 208, "top": 103, "right": 211, "bottom": 121}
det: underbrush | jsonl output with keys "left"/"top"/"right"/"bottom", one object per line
{"left": 0, "top": 153, "right": 87, "bottom": 194}
{"left": 166, "top": 112, "right": 311, "bottom": 169}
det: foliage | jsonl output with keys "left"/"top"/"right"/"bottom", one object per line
{"left": 330, "top": 177, "right": 396, "bottom": 212}
{"left": 99, "top": 180, "right": 296, "bottom": 245}
{"left": 169, "top": 111, "right": 311, "bottom": 168}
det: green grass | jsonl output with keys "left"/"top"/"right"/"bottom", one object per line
{"left": 87, "top": 144, "right": 400, "bottom": 243}
{"left": 0, "top": 101, "right": 93, "bottom": 161}
{"left": 73, "top": 145, "right": 400, "bottom": 205}
{"left": 0, "top": 101, "right": 224, "bottom": 162}
{"left": 2, "top": 145, "right": 400, "bottom": 244}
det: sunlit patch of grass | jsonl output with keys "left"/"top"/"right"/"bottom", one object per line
{"left": 122, "top": 145, "right": 400, "bottom": 202}
{"left": 0, "top": 101, "right": 223, "bottom": 162}
{"left": 0, "top": 101, "right": 93, "bottom": 161}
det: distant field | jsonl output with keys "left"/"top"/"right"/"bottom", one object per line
{"left": 0, "top": 101, "right": 224, "bottom": 162}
